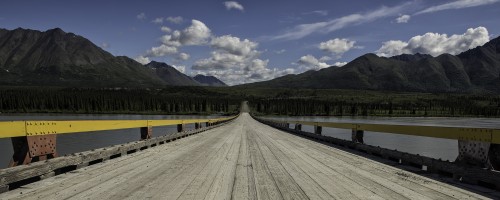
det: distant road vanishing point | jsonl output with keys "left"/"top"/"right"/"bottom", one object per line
{"left": 0, "top": 112, "right": 493, "bottom": 199}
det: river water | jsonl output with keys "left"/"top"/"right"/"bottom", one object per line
{"left": 263, "top": 116, "right": 500, "bottom": 162}
{"left": 1, "top": 114, "right": 499, "bottom": 168}
{"left": 0, "top": 113, "right": 220, "bottom": 168}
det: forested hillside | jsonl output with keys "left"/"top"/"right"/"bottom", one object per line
{"left": 0, "top": 88, "right": 240, "bottom": 115}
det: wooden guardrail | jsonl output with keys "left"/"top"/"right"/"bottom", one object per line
{"left": 0, "top": 115, "right": 238, "bottom": 167}
{"left": 253, "top": 116, "right": 500, "bottom": 191}
{"left": 255, "top": 117, "right": 500, "bottom": 170}
{"left": 260, "top": 119, "right": 500, "bottom": 144}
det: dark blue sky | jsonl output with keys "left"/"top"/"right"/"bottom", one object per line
{"left": 1, "top": 0, "right": 499, "bottom": 85}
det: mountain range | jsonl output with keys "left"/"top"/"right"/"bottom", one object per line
{"left": 0, "top": 28, "right": 226, "bottom": 87}
{"left": 193, "top": 74, "right": 227, "bottom": 86}
{"left": 243, "top": 36, "right": 500, "bottom": 93}
{"left": 1, "top": 27, "right": 500, "bottom": 93}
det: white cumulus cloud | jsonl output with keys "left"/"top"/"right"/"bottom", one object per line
{"left": 224, "top": 1, "right": 244, "bottom": 11}
{"left": 137, "top": 20, "right": 211, "bottom": 61}
{"left": 166, "top": 16, "right": 184, "bottom": 24}
{"left": 177, "top": 53, "right": 190, "bottom": 61}
{"left": 416, "top": 0, "right": 499, "bottom": 15}
{"left": 152, "top": 17, "right": 164, "bottom": 24}
{"left": 297, "top": 55, "right": 330, "bottom": 71}
{"left": 172, "top": 65, "right": 186, "bottom": 73}
{"left": 173, "top": 20, "right": 211, "bottom": 45}
{"left": 296, "top": 55, "right": 348, "bottom": 71}
{"left": 319, "top": 38, "right": 357, "bottom": 56}
{"left": 192, "top": 35, "right": 293, "bottom": 85}
{"left": 137, "top": 13, "right": 146, "bottom": 20}
{"left": 211, "top": 35, "right": 258, "bottom": 56}
{"left": 146, "top": 45, "right": 178, "bottom": 57}
{"left": 319, "top": 56, "right": 332, "bottom": 62}
{"left": 135, "top": 56, "right": 151, "bottom": 65}
{"left": 396, "top": 15, "right": 410, "bottom": 23}
{"left": 376, "top": 27, "right": 490, "bottom": 57}
{"left": 160, "top": 26, "right": 171, "bottom": 33}
{"left": 333, "top": 62, "right": 348, "bottom": 67}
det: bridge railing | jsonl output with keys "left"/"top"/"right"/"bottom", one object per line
{"left": 265, "top": 120, "right": 500, "bottom": 144}
{"left": 0, "top": 115, "right": 238, "bottom": 167}
{"left": 253, "top": 116, "right": 500, "bottom": 190}
{"left": 253, "top": 116, "right": 500, "bottom": 170}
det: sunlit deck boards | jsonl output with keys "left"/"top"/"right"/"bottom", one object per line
{"left": 0, "top": 113, "right": 493, "bottom": 199}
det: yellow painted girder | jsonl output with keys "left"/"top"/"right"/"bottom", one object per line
{"left": 0, "top": 121, "right": 25, "bottom": 138}
{"left": 268, "top": 119, "right": 500, "bottom": 144}
{"left": 0, "top": 115, "right": 238, "bottom": 138}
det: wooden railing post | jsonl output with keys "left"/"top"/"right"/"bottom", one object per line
{"left": 489, "top": 144, "right": 500, "bottom": 170}
{"left": 352, "top": 129, "right": 364, "bottom": 144}
{"left": 177, "top": 124, "right": 185, "bottom": 132}
{"left": 140, "top": 126, "right": 152, "bottom": 140}
{"left": 295, "top": 124, "right": 302, "bottom": 131}
{"left": 314, "top": 126, "right": 322, "bottom": 135}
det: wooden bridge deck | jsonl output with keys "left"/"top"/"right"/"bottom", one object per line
{"left": 0, "top": 113, "right": 494, "bottom": 199}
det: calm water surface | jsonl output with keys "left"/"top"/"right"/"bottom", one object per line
{"left": 263, "top": 116, "right": 500, "bottom": 162}
{"left": 0, "top": 113, "right": 220, "bottom": 168}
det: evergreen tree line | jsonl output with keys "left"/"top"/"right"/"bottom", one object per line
{"left": 0, "top": 88, "right": 240, "bottom": 115}
{"left": 250, "top": 96, "right": 500, "bottom": 117}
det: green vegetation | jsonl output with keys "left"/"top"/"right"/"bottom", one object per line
{"left": 1, "top": 86, "right": 499, "bottom": 117}
{"left": 0, "top": 87, "right": 240, "bottom": 115}
{"left": 210, "top": 87, "right": 500, "bottom": 117}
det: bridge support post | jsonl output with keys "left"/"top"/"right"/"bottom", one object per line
{"left": 456, "top": 140, "right": 500, "bottom": 170}
{"left": 140, "top": 126, "right": 152, "bottom": 140}
{"left": 294, "top": 124, "right": 302, "bottom": 131}
{"left": 352, "top": 129, "right": 364, "bottom": 144}
{"left": 195, "top": 123, "right": 201, "bottom": 129}
{"left": 489, "top": 144, "right": 500, "bottom": 170}
{"left": 177, "top": 124, "right": 185, "bottom": 132}
{"left": 314, "top": 126, "right": 322, "bottom": 135}
{"left": 9, "top": 134, "right": 57, "bottom": 167}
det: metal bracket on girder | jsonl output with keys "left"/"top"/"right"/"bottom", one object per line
{"left": 9, "top": 134, "right": 57, "bottom": 167}
{"left": 456, "top": 128, "right": 500, "bottom": 169}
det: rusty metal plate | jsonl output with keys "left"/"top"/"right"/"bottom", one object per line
{"left": 27, "top": 135, "right": 56, "bottom": 157}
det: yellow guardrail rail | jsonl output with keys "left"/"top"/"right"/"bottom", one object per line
{"left": 0, "top": 115, "right": 238, "bottom": 138}
{"left": 263, "top": 119, "right": 500, "bottom": 144}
